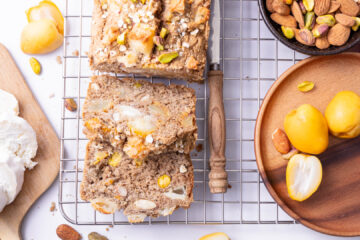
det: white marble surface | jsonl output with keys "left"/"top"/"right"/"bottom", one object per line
{"left": 0, "top": 0, "right": 356, "bottom": 239}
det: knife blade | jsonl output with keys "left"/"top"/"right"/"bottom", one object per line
{"left": 208, "top": 0, "right": 228, "bottom": 194}
{"left": 209, "top": 0, "right": 221, "bottom": 69}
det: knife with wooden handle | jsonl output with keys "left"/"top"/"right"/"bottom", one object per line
{"left": 208, "top": 0, "right": 228, "bottom": 194}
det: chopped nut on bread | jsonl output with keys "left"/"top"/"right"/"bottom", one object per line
{"left": 88, "top": 0, "right": 210, "bottom": 82}
{"left": 80, "top": 141, "right": 194, "bottom": 222}
{"left": 82, "top": 75, "right": 197, "bottom": 160}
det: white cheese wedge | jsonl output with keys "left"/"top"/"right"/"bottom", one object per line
{"left": 0, "top": 89, "right": 19, "bottom": 116}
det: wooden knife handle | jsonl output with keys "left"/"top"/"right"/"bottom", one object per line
{"left": 208, "top": 70, "right": 228, "bottom": 194}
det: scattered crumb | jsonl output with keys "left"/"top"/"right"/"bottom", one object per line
{"left": 49, "top": 93, "right": 55, "bottom": 99}
{"left": 84, "top": 51, "right": 89, "bottom": 55}
{"left": 109, "top": 225, "right": 113, "bottom": 228}
{"left": 228, "top": 184, "right": 232, "bottom": 189}
{"left": 56, "top": 56, "right": 62, "bottom": 64}
{"left": 50, "top": 202, "right": 56, "bottom": 212}
{"left": 72, "top": 50, "right": 79, "bottom": 56}
{"left": 105, "top": 228, "right": 109, "bottom": 231}
{"left": 73, "top": 165, "right": 76, "bottom": 169}
{"left": 196, "top": 143, "right": 203, "bottom": 152}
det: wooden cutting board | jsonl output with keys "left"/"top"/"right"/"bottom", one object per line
{"left": 255, "top": 53, "right": 360, "bottom": 236}
{"left": 0, "top": 44, "right": 60, "bottom": 240}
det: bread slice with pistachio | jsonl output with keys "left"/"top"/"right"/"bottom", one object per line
{"left": 88, "top": 0, "right": 210, "bottom": 82}
{"left": 82, "top": 75, "right": 197, "bottom": 160}
{"left": 80, "top": 140, "right": 194, "bottom": 223}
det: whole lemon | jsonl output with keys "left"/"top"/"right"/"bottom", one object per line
{"left": 284, "top": 104, "right": 328, "bottom": 155}
{"left": 325, "top": 91, "right": 360, "bottom": 139}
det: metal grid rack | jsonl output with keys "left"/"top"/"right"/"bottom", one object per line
{"left": 59, "top": 0, "right": 308, "bottom": 225}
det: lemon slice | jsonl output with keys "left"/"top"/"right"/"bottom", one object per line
{"left": 286, "top": 154, "right": 322, "bottom": 201}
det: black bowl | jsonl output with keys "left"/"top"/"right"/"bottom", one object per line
{"left": 258, "top": 0, "right": 360, "bottom": 55}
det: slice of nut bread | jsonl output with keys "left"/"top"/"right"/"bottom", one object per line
{"left": 80, "top": 141, "right": 194, "bottom": 223}
{"left": 82, "top": 75, "right": 197, "bottom": 160}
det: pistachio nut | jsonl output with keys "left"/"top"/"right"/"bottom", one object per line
{"left": 88, "top": 232, "right": 108, "bottom": 240}
{"left": 303, "top": 0, "right": 314, "bottom": 11}
{"left": 352, "top": 17, "right": 360, "bottom": 31}
{"left": 29, "top": 57, "right": 41, "bottom": 75}
{"left": 158, "top": 52, "right": 179, "bottom": 64}
{"left": 160, "top": 27, "right": 168, "bottom": 38}
{"left": 305, "top": 12, "right": 316, "bottom": 30}
{"left": 281, "top": 26, "right": 295, "bottom": 39}
{"left": 153, "top": 36, "right": 164, "bottom": 51}
{"left": 298, "top": 28, "right": 315, "bottom": 45}
{"left": 117, "top": 30, "right": 128, "bottom": 45}
{"left": 316, "top": 15, "right": 336, "bottom": 27}
{"left": 312, "top": 24, "right": 329, "bottom": 37}
{"left": 297, "top": 81, "right": 315, "bottom": 92}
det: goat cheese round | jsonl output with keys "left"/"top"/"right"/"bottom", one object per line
{"left": 0, "top": 90, "right": 37, "bottom": 213}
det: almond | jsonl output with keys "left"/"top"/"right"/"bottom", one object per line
{"left": 335, "top": 13, "right": 356, "bottom": 27}
{"left": 267, "top": 0, "right": 275, "bottom": 12}
{"left": 272, "top": 0, "right": 291, "bottom": 15}
{"left": 291, "top": 1, "right": 305, "bottom": 27}
{"left": 338, "top": 0, "right": 359, "bottom": 16}
{"left": 314, "top": 0, "right": 331, "bottom": 16}
{"left": 56, "top": 224, "right": 81, "bottom": 240}
{"left": 271, "top": 128, "right": 291, "bottom": 154}
{"left": 270, "top": 13, "right": 298, "bottom": 27}
{"left": 327, "top": 23, "right": 351, "bottom": 46}
{"left": 315, "top": 36, "right": 330, "bottom": 49}
{"left": 328, "top": 0, "right": 341, "bottom": 13}
{"left": 64, "top": 98, "right": 77, "bottom": 112}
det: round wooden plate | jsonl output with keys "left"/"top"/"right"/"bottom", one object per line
{"left": 255, "top": 53, "right": 360, "bottom": 236}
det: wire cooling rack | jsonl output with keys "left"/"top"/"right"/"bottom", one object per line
{"left": 59, "top": 0, "right": 309, "bottom": 225}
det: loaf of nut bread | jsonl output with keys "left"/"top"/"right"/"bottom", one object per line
{"left": 88, "top": 0, "right": 210, "bottom": 82}
{"left": 82, "top": 75, "right": 197, "bottom": 160}
{"left": 80, "top": 141, "right": 194, "bottom": 223}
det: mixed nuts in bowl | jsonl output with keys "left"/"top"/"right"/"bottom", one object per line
{"left": 259, "top": 0, "right": 360, "bottom": 55}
